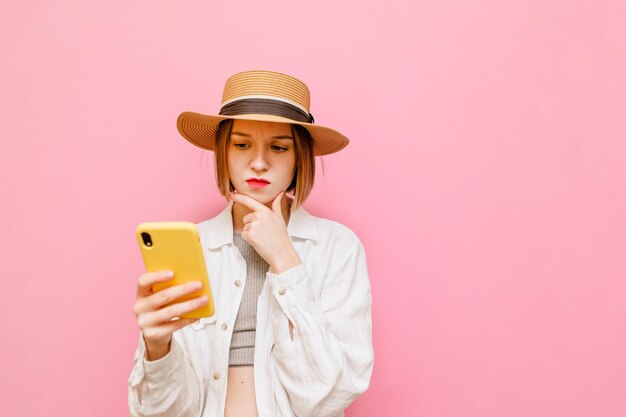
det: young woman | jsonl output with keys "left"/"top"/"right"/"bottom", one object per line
{"left": 128, "top": 70, "right": 374, "bottom": 417}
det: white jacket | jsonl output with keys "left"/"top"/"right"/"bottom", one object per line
{"left": 128, "top": 201, "right": 374, "bottom": 417}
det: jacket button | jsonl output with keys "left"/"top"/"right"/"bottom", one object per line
{"left": 278, "top": 288, "right": 286, "bottom": 295}
{"left": 234, "top": 279, "right": 241, "bottom": 287}
{"left": 220, "top": 323, "right": 228, "bottom": 331}
{"left": 213, "top": 372, "right": 220, "bottom": 380}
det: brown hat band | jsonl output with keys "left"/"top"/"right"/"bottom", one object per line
{"left": 219, "top": 98, "right": 315, "bottom": 124}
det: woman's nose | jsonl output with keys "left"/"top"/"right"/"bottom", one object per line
{"left": 250, "top": 149, "right": 269, "bottom": 171}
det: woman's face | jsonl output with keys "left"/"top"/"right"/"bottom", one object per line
{"left": 227, "top": 119, "right": 296, "bottom": 205}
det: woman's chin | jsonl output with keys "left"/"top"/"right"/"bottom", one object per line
{"left": 236, "top": 190, "right": 273, "bottom": 205}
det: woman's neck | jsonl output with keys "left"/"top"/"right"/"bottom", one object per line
{"left": 232, "top": 195, "right": 292, "bottom": 233}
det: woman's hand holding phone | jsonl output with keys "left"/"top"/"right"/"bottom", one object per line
{"left": 133, "top": 270, "right": 210, "bottom": 361}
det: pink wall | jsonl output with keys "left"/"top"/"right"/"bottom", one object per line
{"left": 1, "top": 1, "right": 625, "bottom": 416}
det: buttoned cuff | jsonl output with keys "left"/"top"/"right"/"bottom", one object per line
{"left": 266, "top": 263, "right": 315, "bottom": 308}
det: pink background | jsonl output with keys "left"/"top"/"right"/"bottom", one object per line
{"left": 1, "top": 1, "right": 625, "bottom": 416}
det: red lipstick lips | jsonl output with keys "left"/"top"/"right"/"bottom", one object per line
{"left": 246, "top": 178, "right": 271, "bottom": 188}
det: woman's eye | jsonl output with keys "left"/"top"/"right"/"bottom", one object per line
{"left": 233, "top": 143, "right": 249, "bottom": 149}
{"left": 271, "top": 145, "right": 288, "bottom": 152}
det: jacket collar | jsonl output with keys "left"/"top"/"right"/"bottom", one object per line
{"left": 206, "top": 201, "right": 318, "bottom": 249}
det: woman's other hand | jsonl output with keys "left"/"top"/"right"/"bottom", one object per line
{"left": 230, "top": 191, "right": 302, "bottom": 274}
{"left": 133, "top": 270, "right": 209, "bottom": 360}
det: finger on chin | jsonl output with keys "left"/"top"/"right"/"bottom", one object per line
{"left": 231, "top": 192, "right": 266, "bottom": 211}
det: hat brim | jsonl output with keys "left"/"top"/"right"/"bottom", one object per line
{"left": 176, "top": 112, "right": 349, "bottom": 156}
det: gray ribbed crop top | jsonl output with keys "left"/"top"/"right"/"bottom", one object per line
{"left": 229, "top": 232, "right": 269, "bottom": 366}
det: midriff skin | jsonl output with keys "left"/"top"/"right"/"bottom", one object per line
{"left": 224, "top": 365, "right": 258, "bottom": 417}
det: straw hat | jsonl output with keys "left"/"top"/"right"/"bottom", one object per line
{"left": 176, "top": 70, "right": 349, "bottom": 156}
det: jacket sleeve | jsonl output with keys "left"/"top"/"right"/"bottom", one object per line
{"left": 266, "top": 230, "right": 374, "bottom": 417}
{"left": 127, "top": 331, "right": 204, "bottom": 417}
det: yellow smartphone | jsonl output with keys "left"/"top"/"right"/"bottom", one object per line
{"left": 135, "top": 221, "right": 215, "bottom": 318}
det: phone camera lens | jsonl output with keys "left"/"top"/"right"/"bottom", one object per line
{"left": 141, "top": 232, "right": 153, "bottom": 247}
